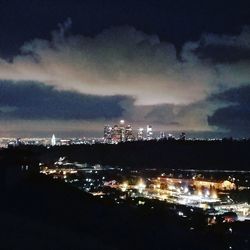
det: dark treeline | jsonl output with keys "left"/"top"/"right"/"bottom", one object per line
{"left": 2, "top": 139, "right": 249, "bottom": 170}
{"left": 44, "top": 140, "right": 250, "bottom": 170}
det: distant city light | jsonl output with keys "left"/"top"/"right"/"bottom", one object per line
{"left": 136, "top": 179, "right": 146, "bottom": 192}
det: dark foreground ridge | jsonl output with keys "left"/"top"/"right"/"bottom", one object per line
{"left": 1, "top": 173, "right": 249, "bottom": 250}
{"left": 39, "top": 139, "right": 250, "bottom": 170}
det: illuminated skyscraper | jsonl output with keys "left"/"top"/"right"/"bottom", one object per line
{"left": 160, "top": 131, "right": 166, "bottom": 139}
{"left": 51, "top": 134, "right": 56, "bottom": 146}
{"left": 137, "top": 128, "right": 144, "bottom": 140}
{"left": 119, "top": 120, "right": 125, "bottom": 142}
{"left": 146, "top": 125, "right": 153, "bottom": 140}
{"left": 125, "top": 124, "right": 134, "bottom": 141}
{"left": 104, "top": 125, "right": 112, "bottom": 143}
{"left": 111, "top": 124, "right": 121, "bottom": 143}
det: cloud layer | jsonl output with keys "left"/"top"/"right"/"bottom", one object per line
{"left": 0, "top": 23, "right": 250, "bottom": 136}
{"left": 0, "top": 24, "right": 248, "bottom": 105}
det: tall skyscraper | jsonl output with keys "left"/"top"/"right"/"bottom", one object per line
{"left": 104, "top": 125, "right": 112, "bottom": 143}
{"left": 111, "top": 124, "right": 121, "bottom": 143}
{"left": 119, "top": 120, "right": 125, "bottom": 142}
{"left": 125, "top": 124, "right": 134, "bottom": 141}
{"left": 160, "top": 131, "right": 166, "bottom": 139}
{"left": 137, "top": 128, "right": 144, "bottom": 140}
{"left": 146, "top": 125, "right": 153, "bottom": 140}
{"left": 51, "top": 134, "right": 56, "bottom": 146}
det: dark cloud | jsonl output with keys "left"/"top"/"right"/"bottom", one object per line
{"left": 0, "top": 81, "right": 125, "bottom": 120}
{"left": 195, "top": 45, "right": 250, "bottom": 63}
{"left": 1, "top": 0, "right": 250, "bottom": 58}
{"left": 210, "top": 85, "right": 250, "bottom": 103}
{"left": 208, "top": 86, "right": 250, "bottom": 135}
{"left": 191, "top": 27, "right": 250, "bottom": 63}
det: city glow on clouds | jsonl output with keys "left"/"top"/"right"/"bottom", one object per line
{"left": 0, "top": 23, "right": 249, "bottom": 106}
{"left": 0, "top": 22, "right": 250, "bottom": 136}
{"left": 0, "top": 119, "right": 105, "bottom": 138}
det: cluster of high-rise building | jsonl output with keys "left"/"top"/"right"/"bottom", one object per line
{"left": 104, "top": 120, "right": 154, "bottom": 144}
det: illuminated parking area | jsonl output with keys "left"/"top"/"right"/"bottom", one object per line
{"left": 39, "top": 161, "right": 250, "bottom": 221}
{"left": 115, "top": 176, "right": 250, "bottom": 218}
{"left": 116, "top": 178, "right": 222, "bottom": 208}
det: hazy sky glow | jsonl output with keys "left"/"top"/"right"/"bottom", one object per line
{"left": 0, "top": 0, "right": 250, "bottom": 138}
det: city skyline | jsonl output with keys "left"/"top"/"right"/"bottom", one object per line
{"left": 0, "top": 0, "right": 250, "bottom": 138}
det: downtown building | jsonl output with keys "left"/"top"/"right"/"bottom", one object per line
{"left": 104, "top": 121, "right": 153, "bottom": 143}
{"left": 146, "top": 125, "right": 153, "bottom": 140}
{"left": 104, "top": 120, "right": 135, "bottom": 143}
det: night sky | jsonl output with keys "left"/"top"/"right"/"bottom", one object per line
{"left": 0, "top": 0, "right": 250, "bottom": 138}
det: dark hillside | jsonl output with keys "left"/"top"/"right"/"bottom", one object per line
{"left": 39, "top": 140, "right": 250, "bottom": 170}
